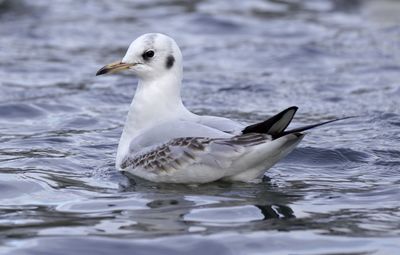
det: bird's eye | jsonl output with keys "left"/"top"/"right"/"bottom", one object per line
{"left": 143, "top": 50, "right": 155, "bottom": 60}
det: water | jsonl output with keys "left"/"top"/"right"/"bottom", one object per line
{"left": 0, "top": 0, "right": 400, "bottom": 254}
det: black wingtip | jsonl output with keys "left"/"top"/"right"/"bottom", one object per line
{"left": 242, "top": 106, "right": 298, "bottom": 135}
{"left": 280, "top": 116, "right": 357, "bottom": 137}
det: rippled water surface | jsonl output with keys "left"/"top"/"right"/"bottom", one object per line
{"left": 1, "top": 0, "right": 400, "bottom": 254}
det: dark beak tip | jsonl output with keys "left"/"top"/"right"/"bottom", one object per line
{"left": 96, "top": 68, "right": 108, "bottom": 76}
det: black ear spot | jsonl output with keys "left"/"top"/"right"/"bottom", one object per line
{"left": 166, "top": 55, "right": 175, "bottom": 69}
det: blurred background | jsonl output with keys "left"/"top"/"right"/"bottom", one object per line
{"left": 0, "top": 0, "right": 399, "bottom": 254}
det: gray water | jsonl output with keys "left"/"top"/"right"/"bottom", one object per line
{"left": 1, "top": 0, "right": 400, "bottom": 254}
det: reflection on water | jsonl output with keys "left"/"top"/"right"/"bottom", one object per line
{"left": 1, "top": 0, "right": 400, "bottom": 254}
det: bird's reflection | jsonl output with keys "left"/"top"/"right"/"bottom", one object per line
{"left": 255, "top": 204, "right": 295, "bottom": 220}
{"left": 117, "top": 175, "right": 302, "bottom": 234}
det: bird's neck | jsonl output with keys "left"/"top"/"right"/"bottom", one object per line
{"left": 129, "top": 72, "right": 188, "bottom": 130}
{"left": 116, "top": 71, "right": 191, "bottom": 166}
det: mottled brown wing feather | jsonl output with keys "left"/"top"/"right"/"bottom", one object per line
{"left": 121, "top": 133, "right": 271, "bottom": 173}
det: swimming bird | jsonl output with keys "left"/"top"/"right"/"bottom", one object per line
{"left": 96, "top": 33, "right": 345, "bottom": 184}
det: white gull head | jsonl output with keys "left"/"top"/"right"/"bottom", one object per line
{"left": 121, "top": 33, "right": 183, "bottom": 80}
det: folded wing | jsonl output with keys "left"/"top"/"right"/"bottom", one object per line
{"left": 121, "top": 133, "right": 272, "bottom": 174}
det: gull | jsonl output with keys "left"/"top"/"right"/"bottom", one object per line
{"left": 96, "top": 33, "right": 346, "bottom": 184}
